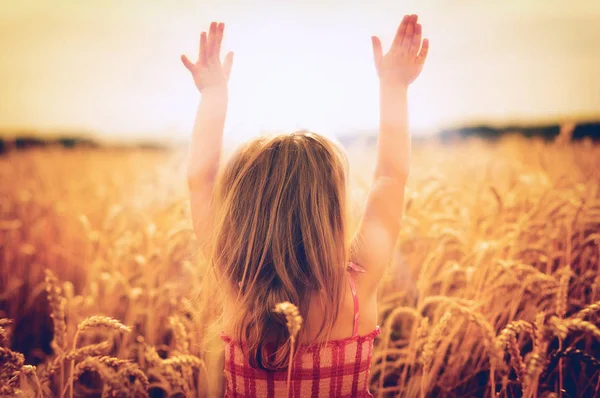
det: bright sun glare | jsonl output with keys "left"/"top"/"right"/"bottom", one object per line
{"left": 2, "top": 2, "right": 599, "bottom": 142}
{"left": 170, "top": 17, "right": 438, "bottom": 142}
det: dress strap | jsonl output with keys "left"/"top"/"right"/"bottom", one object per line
{"left": 346, "top": 262, "right": 366, "bottom": 337}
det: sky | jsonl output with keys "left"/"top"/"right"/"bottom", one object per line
{"left": 1, "top": 0, "right": 599, "bottom": 141}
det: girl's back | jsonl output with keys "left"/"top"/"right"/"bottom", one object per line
{"left": 181, "top": 14, "right": 429, "bottom": 398}
{"left": 221, "top": 263, "right": 380, "bottom": 397}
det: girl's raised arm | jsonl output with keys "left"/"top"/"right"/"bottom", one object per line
{"left": 351, "top": 14, "right": 429, "bottom": 295}
{"left": 181, "top": 22, "right": 234, "bottom": 254}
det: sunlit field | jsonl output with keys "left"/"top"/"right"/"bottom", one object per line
{"left": 1, "top": 134, "right": 599, "bottom": 397}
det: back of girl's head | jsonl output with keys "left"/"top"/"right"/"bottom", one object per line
{"left": 212, "top": 130, "right": 348, "bottom": 370}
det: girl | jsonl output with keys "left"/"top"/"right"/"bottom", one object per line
{"left": 181, "top": 14, "right": 428, "bottom": 397}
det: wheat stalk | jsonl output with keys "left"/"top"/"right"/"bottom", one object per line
{"left": 18, "top": 365, "right": 43, "bottom": 398}
{"left": 0, "top": 347, "right": 25, "bottom": 383}
{"left": 143, "top": 344, "right": 187, "bottom": 393}
{"left": 420, "top": 311, "right": 451, "bottom": 398}
{"left": 76, "top": 316, "right": 132, "bottom": 334}
{"left": 71, "top": 356, "right": 114, "bottom": 395}
{"left": 556, "top": 266, "right": 572, "bottom": 318}
{"left": 549, "top": 316, "right": 600, "bottom": 340}
{"left": 65, "top": 341, "right": 112, "bottom": 362}
{"left": 169, "top": 316, "right": 190, "bottom": 354}
{"left": 495, "top": 320, "right": 534, "bottom": 389}
{"left": 115, "top": 364, "right": 150, "bottom": 396}
{"left": 96, "top": 356, "right": 132, "bottom": 369}
{"left": 421, "top": 312, "right": 450, "bottom": 370}
{"left": 273, "top": 301, "right": 303, "bottom": 398}
{"left": 45, "top": 269, "right": 68, "bottom": 397}
{"left": 45, "top": 269, "right": 67, "bottom": 352}
{"left": 68, "top": 316, "right": 131, "bottom": 398}
{"left": 163, "top": 354, "right": 204, "bottom": 369}
{"left": 523, "top": 312, "right": 548, "bottom": 398}
{"left": 573, "top": 300, "right": 600, "bottom": 320}
{"left": 542, "top": 347, "right": 600, "bottom": 380}
{"left": 0, "top": 325, "right": 8, "bottom": 347}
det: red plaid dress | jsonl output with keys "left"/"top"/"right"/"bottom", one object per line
{"left": 220, "top": 262, "right": 381, "bottom": 397}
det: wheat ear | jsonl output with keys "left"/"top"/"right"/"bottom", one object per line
{"left": 45, "top": 269, "right": 67, "bottom": 396}
{"left": 69, "top": 316, "right": 131, "bottom": 398}
{"left": 421, "top": 311, "right": 451, "bottom": 398}
{"left": 273, "top": 302, "right": 303, "bottom": 398}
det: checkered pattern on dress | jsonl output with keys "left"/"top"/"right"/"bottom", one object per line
{"left": 221, "top": 263, "right": 380, "bottom": 397}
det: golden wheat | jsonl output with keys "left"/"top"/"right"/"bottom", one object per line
{"left": 273, "top": 301, "right": 303, "bottom": 397}
{"left": 420, "top": 311, "right": 451, "bottom": 398}
{"left": 1, "top": 136, "right": 599, "bottom": 397}
{"left": 556, "top": 266, "right": 572, "bottom": 318}
{"left": 45, "top": 270, "right": 67, "bottom": 353}
{"left": 163, "top": 354, "right": 204, "bottom": 369}
{"left": 273, "top": 301, "right": 303, "bottom": 344}
{"left": 64, "top": 341, "right": 112, "bottom": 362}
{"left": 0, "top": 347, "right": 25, "bottom": 396}
{"left": 75, "top": 316, "right": 132, "bottom": 335}
{"left": 168, "top": 315, "right": 190, "bottom": 355}
{"left": 574, "top": 300, "right": 600, "bottom": 320}
{"left": 421, "top": 311, "right": 451, "bottom": 371}
{"left": 0, "top": 321, "right": 8, "bottom": 348}
{"left": 495, "top": 320, "right": 534, "bottom": 388}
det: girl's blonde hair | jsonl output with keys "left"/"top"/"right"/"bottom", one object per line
{"left": 211, "top": 130, "right": 348, "bottom": 370}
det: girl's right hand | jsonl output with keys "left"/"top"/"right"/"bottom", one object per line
{"left": 371, "top": 14, "right": 429, "bottom": 87}
{"left": 181, "top": 22, "right": 234, "bottom": 93}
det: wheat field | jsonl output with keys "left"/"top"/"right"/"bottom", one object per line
{"left": 1, "top": 134, "right": 599, "bottom": 397}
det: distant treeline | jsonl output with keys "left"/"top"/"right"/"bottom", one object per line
{"left": 0, "top": 135, "right": 168, "bottom": 155}
{"left": 438, "top": 122, "right": 600, "bottom": 143}
{"left": 1, "top": 122, "right": 599, "bottom": 154}
{"left": 3, "top": 136, "right": 98, "bottom": 151}
{"left": 335, "top": 121, "right": 600, "bottom": 147}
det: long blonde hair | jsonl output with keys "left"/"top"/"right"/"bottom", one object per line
{"left": 211, "top": 130, "right": 348, "bottom": 370}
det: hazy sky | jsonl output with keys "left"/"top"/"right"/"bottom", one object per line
{"left": 1, "top": 0, "right": 599, "bottom": 141}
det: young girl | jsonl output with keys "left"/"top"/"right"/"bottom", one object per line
{"left": 181, "top": 14, "right": 428, "bottom": 397}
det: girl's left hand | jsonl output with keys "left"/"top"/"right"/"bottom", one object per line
{"left": 181, "top": 22, "right": 234, "bottom": 93}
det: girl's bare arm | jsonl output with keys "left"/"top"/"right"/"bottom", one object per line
{"left": 351, "top": 14, "right": 429, "bottom": 294}
{"left": 181, "top": 22, "right": 234, "bottom": 254}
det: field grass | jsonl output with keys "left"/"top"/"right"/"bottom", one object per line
{"left": 1, "top": 134, "right": 599, "bottom": 397}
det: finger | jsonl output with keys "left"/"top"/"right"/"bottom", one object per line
{"left": 199, "top": 32, "right": 208, "bottom": 67}
{"left": 223, "top": 51, "right": 234, "bottom": 80}
{"left": 392, "top": 15, "right": 410, "bottom": 48}
{"left": 208, "top": 21, "right": 218, "bottom": 61}
{"left": 371, "top": 36, "right": 383, "bottom": 74}
{"left": 417, "top": 38, "right": 429, "bottom": 64}
{"left": 403, "top": 15, "right": 416, "bottom": 48}
{"left": 214, "top": 22, "right": 225, "bottom": 61}
{"left": 409, "top": 23, "right": 422, "bottom": 58}
{"left": 180, "top": 54, "right": 195, "bottom": 72}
